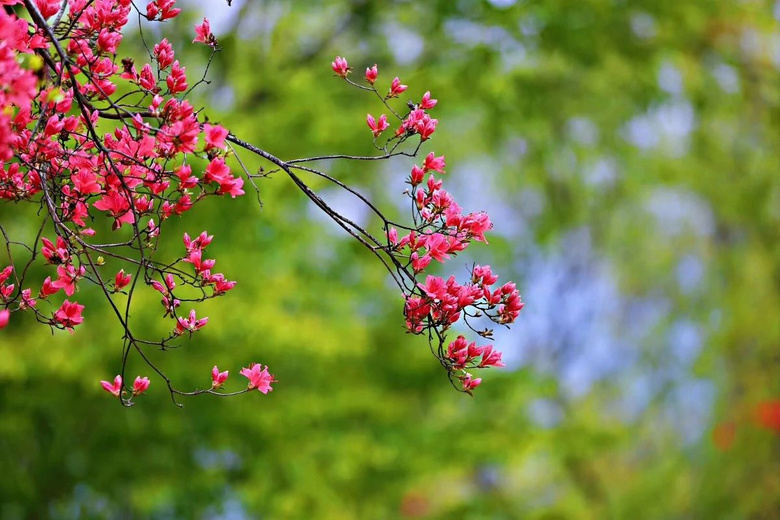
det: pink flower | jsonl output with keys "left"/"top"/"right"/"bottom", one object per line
{"left": 166, "top": 60, "right": 188, "bottom": 94}
{"left": 420, "top": 91, "right": 437, "bottom": 110}
{"left": 175, "top": 308, "right": 208, "bottom": 335}
{"left": 183, "top": 231, "right": 213, "bottom": 252}
{"left": 146, "top": 0, "right": 180, "bottom": 21}
{"left": 410, "top": 252, "right": 431, "bottom": 273}
{"left": 153, "top": 38, "right": 174, "bottom": 69}
{"left": 193, "top": 18, "right": 215, "bottom": 45}
{"left": 39, "top": 276, "right": 59, "bottom": 298}
{"left": 479, "top": 345, "right": 505, "bottom": 368}
{"left": 415, "top": 115, "right": 438, "bottom": 140}
{"left": 421, "top": 233, "right": 450, "bottom": 263}
{"left": 203, "top": 272, "right": 236, "bottom": 295}
{"left": 418, "top": 275, "right": 447, "bottom": 300}
{"left": 93, "top": 190, "right": 135, "bottom": 230}
{"left": 463, "top": 212, "right": 492, "bottom": 243}
{"left": 203, "top": 124, "right": 228, "bottom": 149}
{"left": 472, "top": 265, "right": 499, "bottom": 286}
{"left": 115, "top": 269, "right": 131, "bottom": 291}
{"left": 410, "top": 165, "right": 425, "bottom": 186}
{"left": 0, "top": 309, "right": 9, "bottom": 329}
{"left": 35, "top": 0, "right": 60, "bottom": 18}
{"left": 365, "top": 64, "right": 378, "bottom": 84}
{"left": 388, "top": 77, "right": 407, "bottom": 97}
{"left": 204, "top": 157, "right": 245, "bottom": 198}
{"left": 52, "top": 264, "right": 86, "bottom": 296}
{"left": 423, "top": 152, "right": 445, "bottom": 173}
{"left": 101, "top": 375, "right": 122, "bottom": 397}
{"left": 183, "top": 248, "right": 215, "bottom": 275}
{"left": 211, "top": 365, "right": 229, "bottom": 388}
{"left": 240, "top": 363, "right": 275, "bottom": 394}
{"left": 71, "top": 170, "right": 101, "bottom": 194}
{"left": 132, "top": 376, "right": 150, "bottom": 395}
{"left": 54, "top": 299, "right": 84, "bottom": 331}
{"left": 387, "top": 227, "right": 398, "bottom": 246}
{"left": 366, "top": 114, "right": 389, "bottom": 137}
{"left": 331, "top": 56, "right": 349, "bottom": 77}
{"left": 460, "top": 372, "right": 482, "bottom": 394}
{"left": 20, "top": 289, "right": 36, "bottom": 309}
{"left": 0, "top": 266, "right": 12, "bottom": 285}
{"left": 41, "top": 236, "right": 69, "bottom": 264}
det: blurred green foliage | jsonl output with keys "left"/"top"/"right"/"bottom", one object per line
{"left": 1, "top": 0, "right": 779, "bottom": 518}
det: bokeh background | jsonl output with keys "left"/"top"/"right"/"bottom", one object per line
{"left": 2, "top": 0, "right": 780, "bottom": 518}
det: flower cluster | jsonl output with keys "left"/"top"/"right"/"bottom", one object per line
{"left": 100, "top": 363, "right": 275, "bottom": 402}
{"left": 0, "top": 1, "right": 272, "bottom": 406}
{"left": 0, "top": 0, "right": 521, "bottom": 406}
{"left": 334, "top": 57, "right": 524, "bottom": 392}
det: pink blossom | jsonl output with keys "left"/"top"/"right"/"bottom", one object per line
{"left": 240, "top": 363, "right": 275, "bottom": 394}
{"left": 472, "top": 265, "right": 499, "bottom": 286}
{"left": 52, "top": 264, "right": 86, "bottom": 296}
{"left": 387, "top": 227, "right": 398, "bottom": 246}
{"left": 101, "top": 375, "right": 122, "bottom": 397}
{"left": 203, "top": 124, "right": 228, "bottom": 149}
{"left": 366, "top": 114, "right": 389, "bottom": 137}
{"left": 138, "top": 63, "right": 158, "bottom": 92}
{"left": 41, "top": 236, "right": 69, "bottom": 264}
{"left": 0, "top": 283, "right": 13, "bottom": 301}
{"left": 93, "top": 190, "right": 135, "bottom": 229}
{"left": 204, "top": 158, "right": 244, "bottom": 197}
{"left": 421, "top": 233, "right": 450, "bottom": 263}
{"left": 420, "top": 91, "right": 437, "bottom": 110}
{"left": 418, "top": 275, "right": 447, "bottom": 300}
{"left": 410, "top": 252, "right": 431, "bottom": 273}
{"left": 153, "top": 38, "right": 174, "bottom": 69}
{"left": 460, "top": 372, "right": 482, "bottom": 394}
{"left": 365, "top": 64, "right": 377, "bottom": 84}
{"left": 39, "top": 276, "right": 59, "bottom": 298}
{"left": 146, "top": 0, "right": 180, "bottom": 21}
{"left": 183, "top": 231, "right": 213, "bottom": 252}
{"left": 423, "top": 152, "right": 445, "bottom": 173}
{"left": 415, "top": 115, "right": 438, "bottom": 140}
{"left": 479, "top": 345, "right": 505, "bottom": 368}
{"left": 183, "top": 248, "right": 215, "bottom": 275}
{"left": 71, "top": 169, "right": 101, "bottom": 195}
{"left": 0, "top": 266, "right": 12, "bottom": 285}
{"left": 331, "top": 56, "right": 349, "bottom": 77}
{"left": 175, "top": 308, "right": 208, "bottom": 335}
{"left": 410, "top": 165, "right": 425, "bottom": 186}
{"left": 0, "top": 309, "right": 9, "bottom": 329}
{"left": 176, "top": 164, "right": 199, "bottom": 189}
{"left": 115, "top": 269, "right": 131, "bottom": 291}
{"left": 193, "top": 18, "right": 215, "bottom": 45}
{"left": 166, "top": 60, "right": 188, "bottom": 94}
{"left": 463, "top": 212, "right": 492, "bottom": 243}
{"left": 35, "top": 0, "right": 60, "bottom": 18}
{"left": 54, "top": 299, "right": 84, "bottom": 331}
{"left": 132, "top": 376, "right": 150, "bottom": 395}
{"left": 203, "top": 272, "right": 236, "bottom": 295}
{"left": 20, "top": 289, "right": 36, "bottom": 309}
{"left": 211, "top": 366, "right": 229, "bottom": 388}
{"left": 388, "top": 77, "right": 407, "bottom": 97}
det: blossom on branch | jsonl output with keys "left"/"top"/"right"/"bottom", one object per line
{"left": 211, "top": 366, "right": 229, "bottom": 388}
{"left": 132, "top": 376, "right": 150, "bottom": 396}
{"left": 240, "top": 364, "right": 276, "bottom": 394}
{"left": 331, "top": 56, "right": 350, "bottom": 78}
{"left": 366, "top": 114, "right": 389, "bottom": 137}
{"left": 101, "top": 375, "right": 122, "bottom": 397}
{"left": 193, "top": 18, "right": 216, "bottom": 46}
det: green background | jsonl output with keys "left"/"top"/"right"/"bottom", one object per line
{"left": 1, "top": 0, "right": 779, "bottom": 518}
